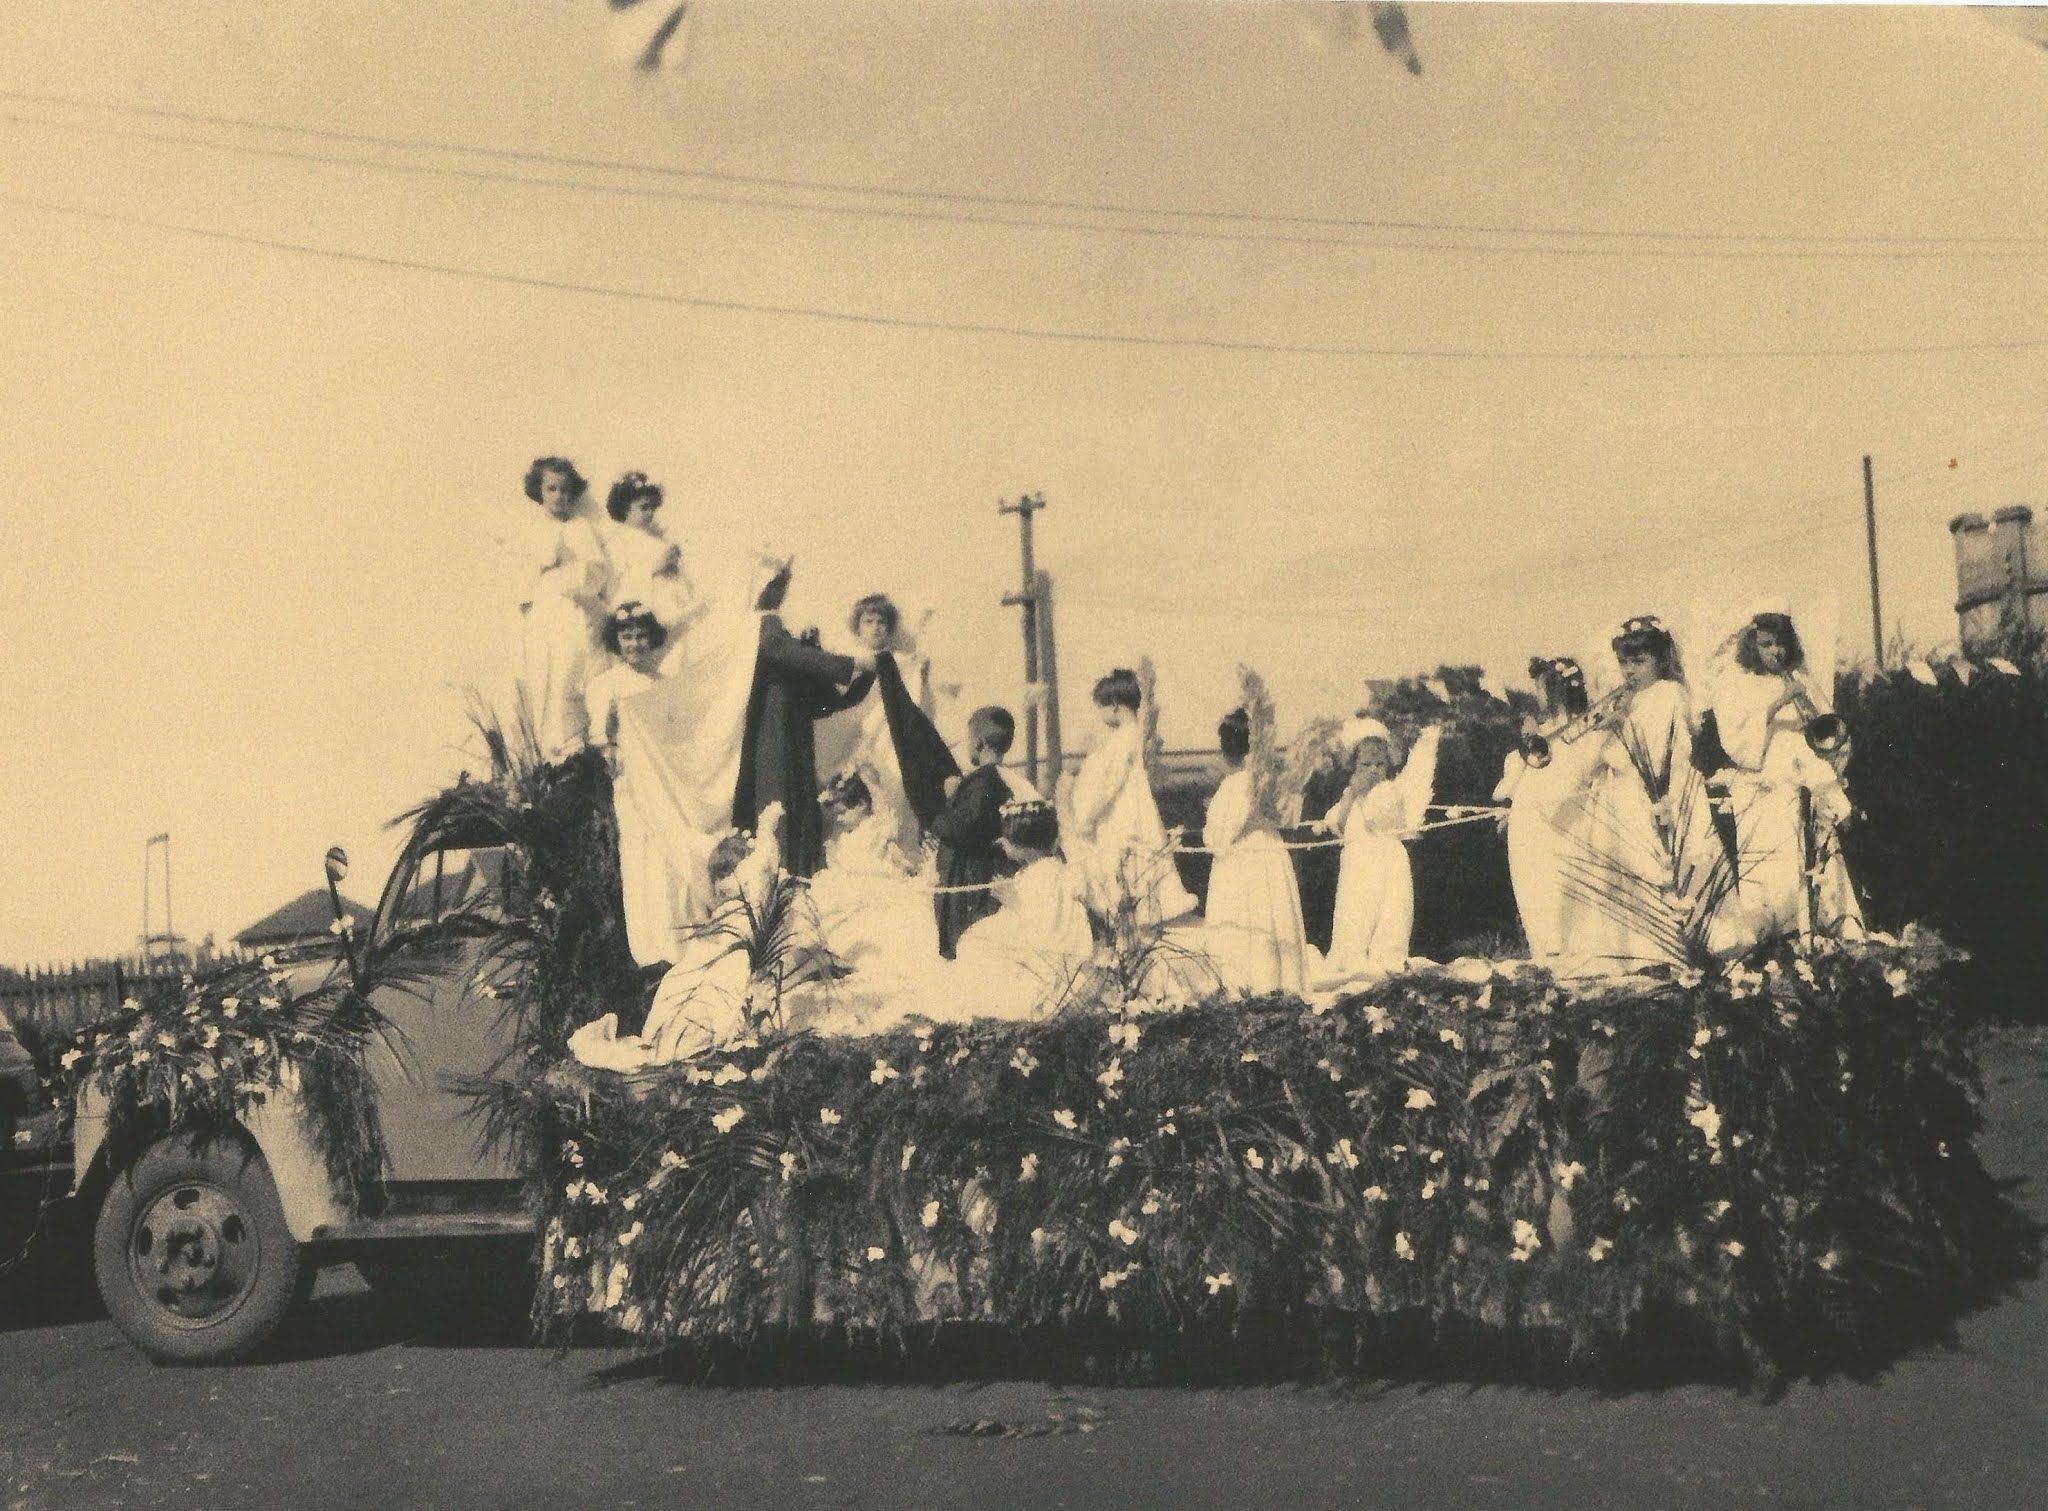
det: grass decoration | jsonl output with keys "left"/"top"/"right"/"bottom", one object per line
{"left": 1277, "top": 715, "right": 1345, "bottom": 829}
{"left": 1136, "top": 657, "right": 1163, "bottom": 786}
{"left": 1235, "top": 664, "right": 1286, "bottom": 831}
{"left": 529, "top": 929, "right": 2030, "bottom": 1389}
{"left": 55, "top": 955, "right": 394, "bottom": 1212}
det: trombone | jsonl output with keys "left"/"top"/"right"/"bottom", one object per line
{"left": 1520, "top": 687, "right": 1629, "bottom": 770}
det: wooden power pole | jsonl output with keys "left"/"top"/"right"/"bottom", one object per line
{"left": 1863, "top": 454, "right": 1885, "bottom": 667}
{"left": 1034, "top": 568, "right": 1063, "bottom": 794}
{"left": 998, "top": 493, "right": 1054, "bottom": 789}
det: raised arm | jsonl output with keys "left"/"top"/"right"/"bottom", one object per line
{"left": 757, "top": 616, "right": 860, "bottom": 684}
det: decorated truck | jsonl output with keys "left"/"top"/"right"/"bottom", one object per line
{"left": 69, "top": 832, "right": 541, "bottom": 1364}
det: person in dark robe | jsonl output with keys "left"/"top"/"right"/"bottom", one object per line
{"left": 818, "top": 594, "right": 962, "bottom": 848}
{"left": 925, "top": 706, "right": 1017, "bottom": 958}
{"left": 732, "top": 564, "right": 875, "bottom": 877}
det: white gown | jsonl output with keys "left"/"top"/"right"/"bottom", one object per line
{"left": 604, "top": 519, "right": 700, "bottom": 635}
{"left": 1322, "top": 728, "right": 1441, "bottom": 983}
{"left": 504, "top": 505, "right": 611, "bottom": 758}
{"left": 1200, "top": 769, "right": 1308, "bottom": 996}
{"left": 1704, "top": 668, "right": 1861, "bottom": 946}
{"left": 807, "top": 812, "right": 943, "bottom": 991}
{"left": 814, "top": 671, "right": 925, "bottom": 857}
{"left": 584, "top": 660, "right": 662, "bottom": 753}
{"left": 1494, "top": 731, "right": 1602, "bottom": 959}
{"left": 1063, "top": 721, "right": 1197, "bottom": 925}
{"left": 944, "top": 857, "right": 1097, "bottom": 1021}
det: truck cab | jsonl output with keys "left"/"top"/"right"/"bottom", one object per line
{"left": 75, "top": 837, "right": 538, "bottom": 1364}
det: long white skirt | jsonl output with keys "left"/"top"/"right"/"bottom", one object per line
{"left": 1324, "top": 833, "right": 1413, "bottom": 981}
{"left": 1202, "top": 832, "right": 1308, "bottom": 996}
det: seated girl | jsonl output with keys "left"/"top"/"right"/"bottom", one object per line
{"left": 805, "top": 771, "right": 942, "bottom": 994}
{"left": 1200, "top": 707, "right": 1309, "bottom": 996}
{"left": 602, "top": 471, "right": 700, "bottom": 641}
{"left": 584, "top": 602, "right": 669, "bottom": 763}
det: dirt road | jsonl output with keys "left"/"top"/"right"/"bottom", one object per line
{"left": 3, "top": 1033, "right": 2043, "bottom": 1510}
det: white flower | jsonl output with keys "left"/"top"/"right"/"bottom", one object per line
{"left": 711, "top": 1105, "right": 746, "bottom": 1134}
{"left": 619, "top": 1221, "right": 644, "bottom": 1248}
{"left": 1204, "top": 1272, "right": 1234, "bottom": 1295}
{"left": 133, "top": 1050, "right": 152, "bottom": 1065}
{"left": 1884, "top": 967, "right": 1912, "bottom": 999}
{"left": 921, "top": 1200, "right": 941, "bottom": 1229}
{"left": 779, "top": 1151, "right": 798, "bottom": 1182}
{"left": 1693, "top": 1027, "right": 1713, "bottom": 1049}
{"left": 1420, "top": 1180, "right": 1438, "bottom": 1201}
{"left": 1427, "top": 1148, "right": 1444, "bottom": 1165}
{"left": 1019, "top": 1153, "right": 1039, "bottom": 1182}
{"left": 1613, "top": 1188, "right": 1636, "bottom": 1211}
{"left": 1723, "top": 1240, "right": 1746, "bottom": 1258}
{"left": 1096, "top": 1057, "right": 1125, "bottom": 1093}
{"left": 1327, "top": 1138, "right": 1360, "bottom": 1170}
{"left": 622, "top": 1192, "right": 640, "bottom": 1212}
{"left": 604, "top": 1259, "right": 628, "bottom": 1310}
{"left": 60, "top": 1048, "right": 83, "bottom": 1071}
{"left": 1008, "top": 1048, "right": 1039, "bottom": 1077}
{"left": 1316, "top": 1057, "right": 1342, "bottom": 1082}
{"left": 867, "top": 1246, "right": 888, "bottom": 1262}
{"left": 621, "top": 1305, "right": 646, "bottom": 1334}
{"left": 901, "top": 1143, "right": 917, "bottom": 1171}
{"left": 1141, "top": 1191, "right": 1162, "bottom": 1216}
{"left": 1686, "top": 1099, "right": 1723, "bottom": 1147}
{"left": 1362, "top": 1005, "right": 1392, "bottom": 1035}
{"left": 659, "top": 1149, "right": 688, "bottom": 1171}
{"left": 1244, "top": 1147, "right": 1266, "bottom": 1171}
{"left": 1108, "top": 1219, "right": 1140, "bottom": 1247}
{"left": 1029, "top": 1227, "right": 1050, "bottom": 1250}
{"left": 1405, "top": 1088, "right": 1435, "bottom": 1111}
{"left": 1394, "top": 1232, "right": 1416, "bottom": 1262}
{"left": 1553, "top": 1160, "right": 1586, "bottom": 1191}
{"left": 1438, "top": 1029, "right": 1464, "bottom": 1052}
{"left": 1587, "top": 1237, "right": 1614, "bottom": 1263}
{"left": 1711, "top": 1199, "right": 1732, "bottom": 1218}
{"left": 1397, "top": 1048, "right": 1420, "bottom": 1065}
{"left": 1907, "top": 660, "right": 1939, "bottom": 686}
{"left": 562, "top": 1235, "right": 584, "bottom": 1260}
{"left": 221, "top": 1002, "right": 238, "bottom": 1019}
{"left": 1240, "top": 1051, "right": 1261, "bottom": 1064}
{"left": 1817, "top": 1250, "right": 1840, "bottom": 1272}
{"left": 1099, "top": 1265, "right": 1136, "bottom": 1291}
{"left": 1108, "top": 1021, "right": 1141, "bottom": 1051}
{"left": 819, "top": 1108, "right": 843, "bottom": 1126}
{"left": 870, "top": 1059, "right": 901, "bottom": 1085}
{"left": 1363, "top": 1185, "right": 1387, "bottom": 1202}
{"left": 1513, "top": 1219, "right": 1542, "bottom": 1252}
{"left": 1675, "top": 966, "right": 1704, "bottom": 989}
{"left": 1053, "top": 1109, "right": 1078, "bottom": 1131}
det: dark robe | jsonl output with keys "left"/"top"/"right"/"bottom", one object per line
{"left": 733, "top": 615, "right": 858, "bottom": 878}
{"left": 825, "top": 652, "right": 963, "bottom": 834}
{"left": 926, "top": 764, "right": 1013, "bottom": 959}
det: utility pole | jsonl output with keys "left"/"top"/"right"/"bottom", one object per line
{"left": 1034, "top": 568, "right": 1063, "bottom": 794}
{"left": 141, "top": 832, "right": 180, "bottom": 965}
{"left": 1863, "top": 455, "right": 1885, "bottom": 667}
{"left": 999, "top": 493, "right": 1047, "bottom": 787}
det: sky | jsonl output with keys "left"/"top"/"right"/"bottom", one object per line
{"left": 2, "top": 1, "right": 2046, "bottom": 963}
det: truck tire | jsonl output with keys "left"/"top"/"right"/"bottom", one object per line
{"left": 93, "top": 1131, "right": 305, "bottom": 1364}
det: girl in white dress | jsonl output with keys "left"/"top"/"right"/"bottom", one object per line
{"left": 1318, "top": 719, "right": 1442, "bottom": 983}
{"left": 946, "top": 800, "right": 1097, "bottom": 1021}
{"left": 603, "top": 471, "right": 701, "bottom": 640}
{"left": 583, "top": 602, "right": 669, "bottom": 764}
{"left": 1561, "top": 616, "right": 1723, "bottom": 969}
{"left": 1494, "top": 657, "right": 1603, "bottom": 958}
{"left": 1201, "top": 708, "right": 1308, "bottom": 996}
{"left": 1699, "top": 612, "right": 1861, "bottom": 946}
{"left": 1063, "top": 668, "right": 1197, "bottom": 926}
{"left": 807, "top": 771, "right": 944, "bottom": 997}
{"left": 507, "top": 457, "right": 611, "bottom": 758}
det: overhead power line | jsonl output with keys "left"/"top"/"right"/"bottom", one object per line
{"left": 7, "top": 107, "right": 2048, "bottom": 265}
{"left": 9, "top": 190, "right": 2048, "bottom": 362}
{"left": 6, "top": 84, "right": 2048, "bottom": 253}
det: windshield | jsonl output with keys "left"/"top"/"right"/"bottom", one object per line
{"left": 374, "top": 846, "right": 512, "bottom": 943}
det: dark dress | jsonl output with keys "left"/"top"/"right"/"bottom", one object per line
{"left": 926, "top": 764, "right": 1013, "bottom": 959}
{"left": 732, "top": 615, "right": 858, "bottom": 878}
{"left": 825, "top": 652, "right": 964, "bottom": 835}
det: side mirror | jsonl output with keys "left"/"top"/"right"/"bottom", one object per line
{"left": 324, "top": 846, "right": 350, "bottom": 886}
{"left": 322, "top": 846, "right": 365, "bottom": 992}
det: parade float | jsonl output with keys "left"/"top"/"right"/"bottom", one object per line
{"left": 50, "top": 676, "right": 2034, "bottom": 1385}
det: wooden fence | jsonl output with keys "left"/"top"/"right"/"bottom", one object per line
{"left": 0, "top": 959, "right": 194, "bottom": 1040}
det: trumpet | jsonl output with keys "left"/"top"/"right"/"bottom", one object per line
{"left": 1521, "top": 688, "right": 1629, "bottom": 769}
{"left": 1780, "top": 675, "right": 1849, "bottom": 757}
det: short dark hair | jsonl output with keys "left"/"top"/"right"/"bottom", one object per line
{"left": 1092, "top": 668, "right": 1142, "bottom": 711}
{"left": 848, "top": 593, "right": 900, "bottom": 636}
{"left": 1611, "top": 616, "right": 1684, "bottom": 683}
{"left": 601, "top": 602, "right": 668, "bottom": 656}
{"left": 1000, "top": 799, "right": 1059, "bottom": 852}
{"left": 605, "top": 471, "right": 663, "bottom": 522}
{"left": 1734, "top": 613, "right": 1807, "bottom": 675}
{"left": 968, "top": 706, "right": 1015, "bottom": 755}
{"left": 755, "top": 566, "right": 793, "bottom": 612}
{"left": 1528, "top": 655, "right": 1590, "bottom": 718}
{"left": 1217, "top": 708, "right": 1251, "bottom": 762}
{"left": 523, "top": 456, "right": 587, "bottom": 505}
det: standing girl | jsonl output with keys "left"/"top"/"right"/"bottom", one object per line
{"left": 1319, "top": 718, "right": 1442, "bottom": 982}
{"left": 1063, "top": 668, "right": 1197, "bottom": 926}
{"left": 1495, "top": 657, "right": 1600, "bottom": 958}
{"left": 508, "top": 456, "right": 611, "bottom": 757}
{"left": 1200, "top": 707, "right": 1308, "bottom": 996}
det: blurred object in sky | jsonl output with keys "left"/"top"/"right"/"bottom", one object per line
{"left": 1979, "top": 6, "right": 2048, "bottom": 53}
{"left": 608, "top": 0, "right": 693, "bottom": 72}
{"left": 1297, "top": 2, "right": 1424, "bottom": 75}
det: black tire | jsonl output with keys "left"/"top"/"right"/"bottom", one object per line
{"left": 93, "top": 1131, "right": 305, "bottom": 1365}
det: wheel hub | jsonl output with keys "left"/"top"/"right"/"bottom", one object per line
{"left": 130, "top": 1181, "right": 257, "bottom": 1326}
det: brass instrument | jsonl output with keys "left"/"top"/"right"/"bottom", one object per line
{"left": 1780, "top": 675, "right": 1849, "bottom": 757}
{"left": 1521, "top": 688, "right": 1629, "bottom": 769}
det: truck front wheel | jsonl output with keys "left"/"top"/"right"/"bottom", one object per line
{"left": 93, "top": 1132, "right": 305, "bottom": 1364}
